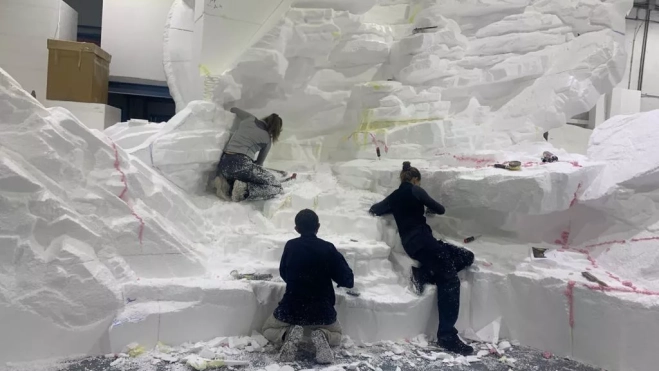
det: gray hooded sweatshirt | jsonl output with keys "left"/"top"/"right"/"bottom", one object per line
{"left": 224, "top": 108, "right": 272, "bottom": 165}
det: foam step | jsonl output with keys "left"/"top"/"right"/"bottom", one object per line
{"left": 112, "top": 269, "right": 659, "bottom": 371}
{"left": 215, "top": 233, "right": 397, "bottom": 283}
{"left": 269, "top": 209, "right": 383, "bottom": 240}
{"left": 333, "top": 158, "right": 599, "bottom": 215}
{"left": 111, "top": 278, "right": 434, "bottom": 353}
{"left": 213, "top": 260, "right": 398, "bottom": 286}
{"left": 262, "top": 181, "right": 375, "bottom": 216}
{"left": 111, "top": 281, "right": 265, "bottom": 353}
{"left": 218, "top": 233, "right": 391, "bottom": 260}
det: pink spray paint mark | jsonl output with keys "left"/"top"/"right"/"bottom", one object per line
{"left": 453, "top": 155, "right": 491, "bottom": 166}
{"left": 111, "top": 142, "right": 129, "bottom": 200}
{"left": 346, "top": 132, "right": 388, "bottom": 154}
{"left": 585, "top": 240, "right": 626, "bottom": 249}
{"left": 565, "top": 281, "right": 576, "bottom": 328}
{"left": 433, "top": 152, "right": 497, "bottom": 167}
{"left": 367, "top": 133, "right": 389, "bottom": 153}
{"left": 110, "top": 140, "right": 145, "bottom": 245}
{"left": 622, "top": 281, "right": 637, "bottom": 290}
{"left": 606, "top": 272, "right": 622, "bottom": 283}
{"left": 570, "top": 247, "right": 598, "bottom": 268}
{"left": 582, "top": 283, "right": 659, "bottom": 297}
{"left": 555, "top": 230, "right": 571, "bottom": 247}
{"left": 132, "top": 211, "right": 145, "bottom": 243}
{"left": 570, "top": 183, "right": 582, "bottom": 207}
{"left": 542, "top": 351, "right": 553, "bottom": 359}
{"left": 556, "top": 227, "right": 659, "bottom": 305}
{"left": 631, "top": 236, "right": 659, "bottom": 243}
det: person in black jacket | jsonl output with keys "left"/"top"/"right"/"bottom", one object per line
{"left": 262, "top": 209, "right": 354, "bottom": 364}
{"left": 369, "top": 161, "right": 475, "bottom": 356}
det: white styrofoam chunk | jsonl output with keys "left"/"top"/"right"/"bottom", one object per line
{"left": 293, "top": 0, "right": 377, "bottom": 14}
{"left": 250, "top": 331, "right": 270, "bottom": 347}
{"left": 475, "top": 11, "right": 564, "bottom": 38}
{"left": 198, "top": 347, "right": 216, "bottom": 359}
{"left": 498, "top": 340, "right": 511, "bottom": 350}
{"left": 584, "top": 110, "right": 659, "bottom": 201}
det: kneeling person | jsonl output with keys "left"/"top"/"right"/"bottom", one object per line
{"left": 262, "top": 209, "right": 354, "bottom": 364}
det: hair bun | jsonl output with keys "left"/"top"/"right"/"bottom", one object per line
{"left": 402, "top": 161, "right": 411, "bottom": 171}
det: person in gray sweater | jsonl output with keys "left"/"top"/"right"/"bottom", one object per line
{"left": 213, "top": 107, "right": 283, "bottom": 202}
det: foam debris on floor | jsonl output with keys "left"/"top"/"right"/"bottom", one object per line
{"left": 1, "top": 334, "right": 601, "bottom": 371}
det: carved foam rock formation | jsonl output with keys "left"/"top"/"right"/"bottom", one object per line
{"left": 198, "top": 0, "right": 633, "bottom": 160}
{"left": 104, "top": 99, "right": 659, "bottom": 355}
{"left": 108, "top": 102, "right": 233, "bottom": 194}
{"left": 570, "top": 111, "right": 659, "bottom": 290}
{"left": 6, "top": 57, "right": 659, "bottom": 370}
{"left": 163, "top": 0, "right": 631, "bottom": 157}
{"left": 0, "top": 69, "right": 211, "bottom": 362}
{"left": 4, "top": 1, "right": 659, "bottom": 370}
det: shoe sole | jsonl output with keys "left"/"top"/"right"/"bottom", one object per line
{"left": 438, "top": 341, "right": 474, "bottom": 356}
{"left": 311, "top": 330, "right": 334, "bottom": 364}
{"left": 231, "top": 180, "right": 247, "bottom": 202}
{"left": 213, "top": 177, "right": 231, "bottom": 201}
{"left": 279, "top": 325, "right": 303, "bottom": 362}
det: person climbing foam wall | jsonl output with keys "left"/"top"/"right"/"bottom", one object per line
{"left": 369, "top": 161, "right": 475, "bottom": 356}
{"left": 214, "top": 107, "right": 284, "bottom": 202}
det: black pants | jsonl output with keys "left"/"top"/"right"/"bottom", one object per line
{"left": 216, "top": 153, "right": 282, "bottom": 201}
{"left": 407, "top": 230, "right": 474, "bottom": 339}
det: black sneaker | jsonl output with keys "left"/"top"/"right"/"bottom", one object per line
{"left": 410, "top": 266, "right": 426, "bottom": 296}
{"left": 438, "top": 335, "right": 474, "bottom": 356}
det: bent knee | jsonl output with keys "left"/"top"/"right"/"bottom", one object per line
{"left": 438, "top": 275, "right": 461, "bottom": 289}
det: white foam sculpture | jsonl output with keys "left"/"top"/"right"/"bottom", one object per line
{"left": 5, "top": 1, "right": 659, "bottom": 371}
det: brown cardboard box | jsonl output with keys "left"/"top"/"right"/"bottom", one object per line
{"left": 47, "top": 39, "right": 112, "bottom": 104}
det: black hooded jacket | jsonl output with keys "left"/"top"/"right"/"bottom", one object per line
{"left": 274, "top": 234, "right": 354, "bottom": 326}
{"left": 370, "top": 182, "right": 445, "bottom": 256}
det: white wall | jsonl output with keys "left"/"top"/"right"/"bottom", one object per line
{"left": 0, "top": 0, "right": 78, "bottom": 102}
{"left": 619, "top": 9, "right": 659, "bottom": 112}
{"left": 101, "top": 0, "right": 174, "bottom": 85}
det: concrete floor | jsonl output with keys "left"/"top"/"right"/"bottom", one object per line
{"left": 32, "top": 344, "right": 602, "bottom": 371}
